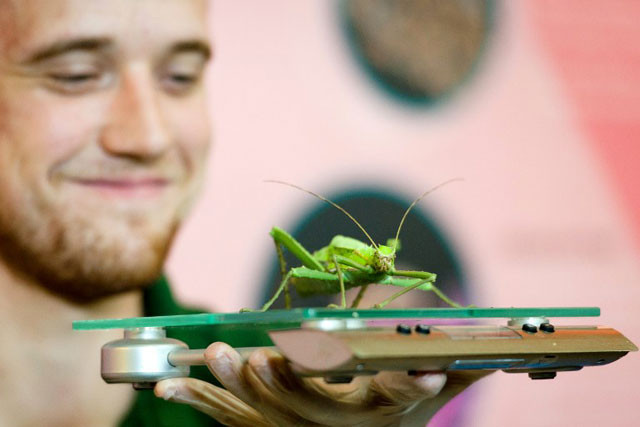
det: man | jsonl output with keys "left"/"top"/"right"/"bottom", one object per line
{"left": 0, "top": 1, "right": 485, "bottom": 425}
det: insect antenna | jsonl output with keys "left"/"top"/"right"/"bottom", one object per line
{"left": 265, "top": 180, "right": 379, "bottom": 249}
{"left": 393, "top": 178, "right": 464, "bottom": 250}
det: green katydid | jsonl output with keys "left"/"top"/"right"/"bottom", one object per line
{"left": 242, "top": 179, "right": 467, "bottom": 312}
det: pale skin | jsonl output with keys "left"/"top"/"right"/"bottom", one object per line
{"left": 0, "top": 1, "right": 487, "bottom": 426}
{"left": 0, "top": 0, "right": 210, "bottom": 425}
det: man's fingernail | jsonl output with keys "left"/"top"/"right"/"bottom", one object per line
{"left": 159, "top": 385, "right": 179, "bottom": 401}
{"left": 205, "top": 342, "right": 234, "bottom": 363}
{"left": 208, "top": 352, "right": 237, "bottom": 380}
{"left": 210, "top": 351, "right": 232, "bottom": 369}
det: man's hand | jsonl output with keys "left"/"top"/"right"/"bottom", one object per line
{"left": 154, "top": 342, "right": 490, "bottom": 427}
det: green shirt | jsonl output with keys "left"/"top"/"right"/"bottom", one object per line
{"left": 118, "top": 277, "right": 224, "bottom": 427}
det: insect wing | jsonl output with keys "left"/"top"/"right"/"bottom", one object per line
{"left": 329, "top": 235, "right": 370, "bottom": 251}
{"left": 312, "top": 246, "right": 331, "bottom": 263}
{"left": 330, "top": 235, "right": 375, "bottom": 264}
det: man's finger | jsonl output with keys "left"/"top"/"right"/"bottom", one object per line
{"left": 401, "top": 370, "right": 494, "bottom": 424}
{"left": 205, "top": 343, "right": 305, "bottom": 425}
{"left": 366, "top": 371, "right": 447, "bottom": 406}
{"left": 204, "top": 342, "right": 256, "bottom": 405}
{"left": 243, "top": 348, "right": 401, "bottom": 426}
{"left": 154, "top": 377, "right": 272, "bottom": 427}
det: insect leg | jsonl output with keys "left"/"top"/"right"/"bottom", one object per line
{"left": 430, "top": 285, "right": 466, "bottom": 308}
{"left": 270, "top": 226, "right": 324, "bottom": 271}
{"left": 372, "top": 278, "right": 432, "bottom": 309}
{"left": 266, "top": 227, "right": 324, "bottom": 311}
{"left": 329, "top": 254, "right": 373, "bottom": 307}
{"left": 391, "top": 269, "right": 437, "bottom": 281}
{"left": 390, "top": 270, "right": 466, "bottom": 307}
{"left": 274, "top": 239, "right": 287, "bottom": 275}
{"left": 333, "top": 255, "right": 374, "bottom": 274}
{"left": 350, "top": 284, "right": 370, "bottom": 308}
{"left": 241, "top": 270, "right": 294, "bottom": 312}
{"left": 327, "top": 254, "right": 346, "bottom": 308}
{"left": 373, "top": 278, "right": 464, "bottom": 309}
{"left": 273, "top": 240, "right": 291, "bottom": 309}
{"left": 336, "top": 252, "right": 375, "bottom": 307}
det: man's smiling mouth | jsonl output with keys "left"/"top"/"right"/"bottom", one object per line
{"left": 65, "top": 176, "right": 173, "bottom": 198}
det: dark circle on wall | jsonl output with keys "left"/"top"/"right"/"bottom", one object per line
{"left": 341, "top": 0, "right": 494, "bottom": 106}
{"left": 259, "top": 188, "right": 470, "bottom": 310}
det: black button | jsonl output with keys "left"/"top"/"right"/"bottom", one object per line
{"left": 415, "top": 324, "right": 431, "bottom": 334}
{"left": 529, "top": 372, "right": 556, "bottom": 380}
{"left": 539, "top": 323, "right": 555, "bottom": 333}
{"left": 324, "top": 375, "right": 354, "bottom": 384}
{"left": 522, "top": 323, "right": 538, "bottom": 333}
{"left": 396, "top": 324, "right": 412, "bottom": 334}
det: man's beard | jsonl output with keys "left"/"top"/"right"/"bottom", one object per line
{"left": 0, "top": 198, "right": 177, "bottom": 303}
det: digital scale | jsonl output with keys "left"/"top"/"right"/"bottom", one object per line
{"left": 73, "top": 307, "right": 637, "bottom": 389}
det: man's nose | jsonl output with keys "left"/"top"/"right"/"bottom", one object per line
{"left": 100, "top": 65, "right": 171, "bottom": 160}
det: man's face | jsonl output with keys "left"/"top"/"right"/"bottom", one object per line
{"left": 0, "top": 0, "right": 211, "bottom": 301}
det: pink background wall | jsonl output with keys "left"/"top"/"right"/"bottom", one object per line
{"left": 166, "top": 1, "right": 640, "bottom": 425}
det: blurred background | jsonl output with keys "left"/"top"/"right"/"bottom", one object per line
{"left": 167, "top": 1, "right": 640, "bottom": 425}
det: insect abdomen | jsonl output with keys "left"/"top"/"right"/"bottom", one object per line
{"left": 290, "top": 267, "right": 371, "bottom": 297}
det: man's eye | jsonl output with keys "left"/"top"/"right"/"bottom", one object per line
{"left": 46, "top": 72, "right": 107, "bottom": 94}
{"left": 51, "top": 73, "right": 97, "bottom": 83}
{"left": 162, "top": 71, "right": 201, "bottom": 94}
{"left": 170, "top": 73, "right": 196, "bottom": 84}
{"left": 160, "top": 51, "right": 208, "bottom": 95}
